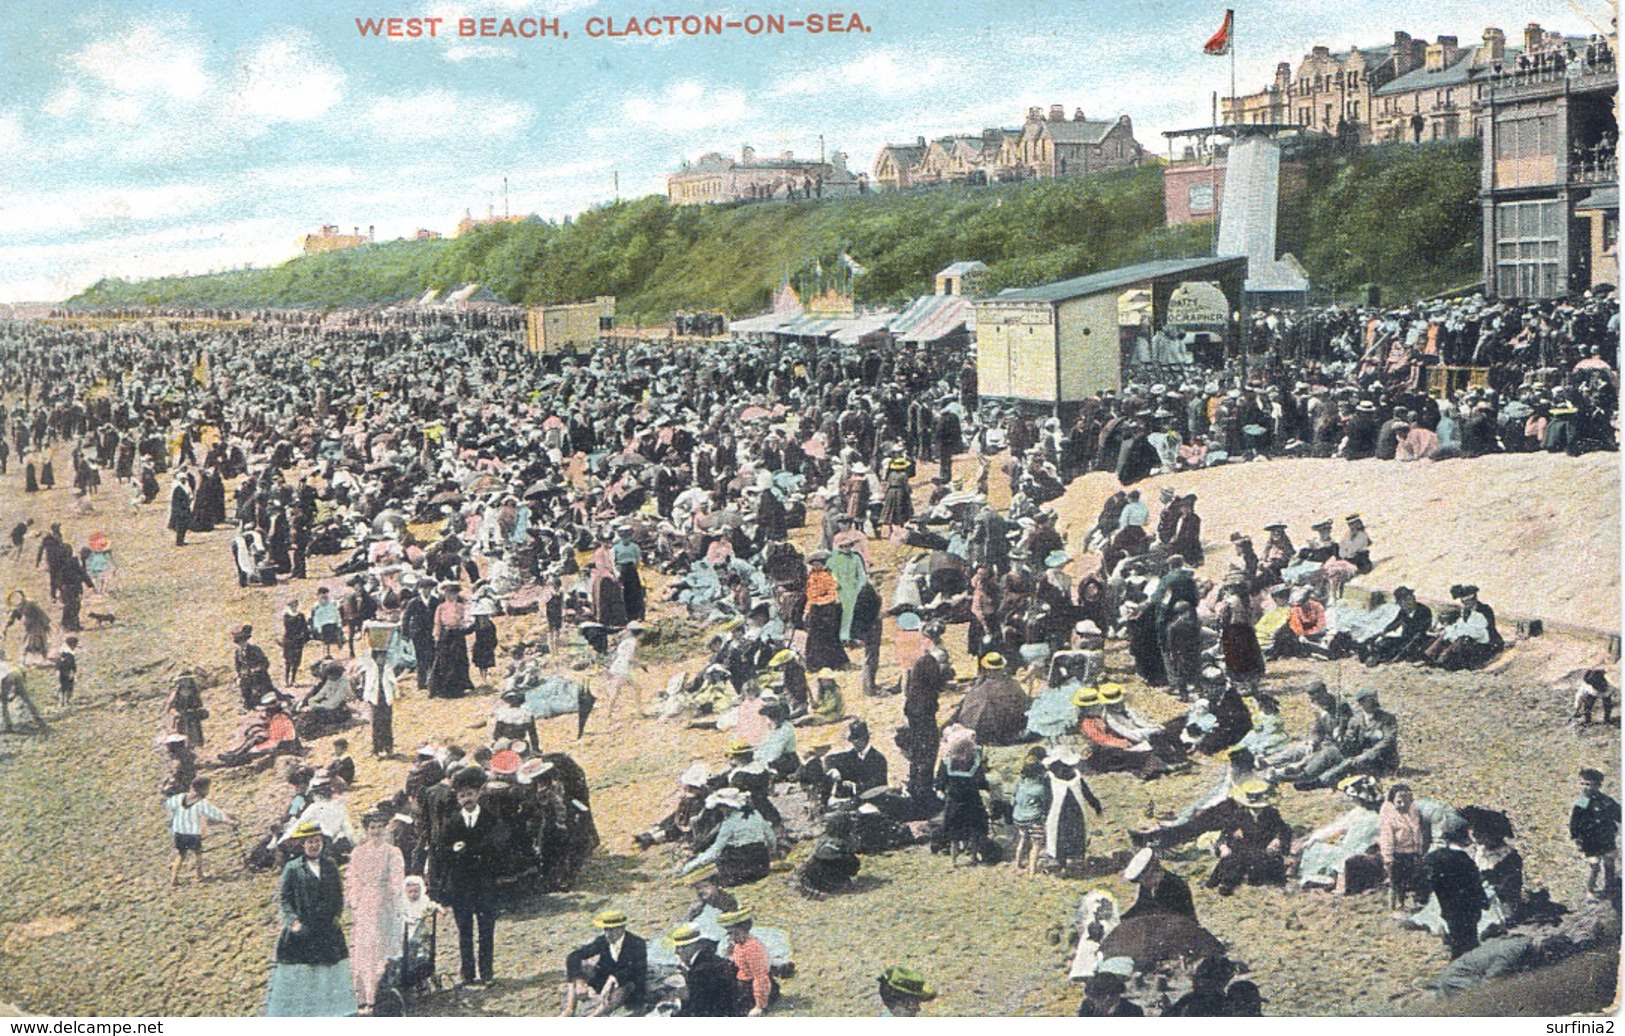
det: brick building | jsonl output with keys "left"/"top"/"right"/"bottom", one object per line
{"left": 1228, "top": 23, "right": 1593, "bottom": 148}
{"left": 874, "top": 103, "right": 1146, "bottom": 189}
{"left": 1480, "top": 30, "right": 1617, "bottom": 297}
{"left": 301, "top": 225, "right": 372, "bottom": 255}
{"left": 667, "top": 147, "right": 863, "bottom": 204}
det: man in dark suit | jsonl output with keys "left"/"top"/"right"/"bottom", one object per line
{"left": 669, "top": 924, "right": 737, "bottom": 1017}
{"left": 803, "top": 720, "right": 889, "bottom": 808}
{"left": 1425, "top": 821, "right": 1488, "bottom": 958}
{"left": 1120, "top": 847, "right": 1197, "bottom": 920}
{"left": 562, "top": 909, "right": 648, "bottom": 1016}
{"left": 1077, "top": 973, "right": 1145, "bottom": 1017}
{"left": 435, "top": 766, "right": 502, "bottom": 986}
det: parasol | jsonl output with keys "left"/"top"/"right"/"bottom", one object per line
{"left": 606, "top": 451, "right": 651, "bottom": 471}
{"left": 739, "top": 405, "right": 771, "bottom": 423}
{"left": 1097, "top": 913, "right": 1226, "bottom": 965}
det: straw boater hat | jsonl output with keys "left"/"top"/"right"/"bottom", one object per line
{"left": 1231, "top": 779, "right": 1277, "bottom": 809}
{"left": 1071, "top": 686, "right": 1103, "bottom": 708}
{"left": 717, "top": 907, "right": 754, "bottom": 927}
{"left": 1096, "top": 683, "right": 1125, "bottom": 704}
{"left": 592, "top": 909, "right": 629, "bottom": 929}
{"left": 670, "top": 923, "right": 706, "bottom": 947}
{"left": 681, "top": 863, "right": 720, "bottom": 886}
{"left": 726, "top": 738, "right": 754, "bottom": 759}
{"left": 878, "top": 965, "right": 937, "bottom": 1002}
{"left": 980, "top": 652, "right": 1006, "bottom": 671}
{"left": 282, "top": 820, "right": 324, "bottom": 846}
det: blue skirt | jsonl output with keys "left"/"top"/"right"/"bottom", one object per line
{"left": 264, "top": 961, "right": 358, "bottom": 1016}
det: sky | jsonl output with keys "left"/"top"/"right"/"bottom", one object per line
{"left": 0, "top": 0, "right": 1606, "bottom": 302}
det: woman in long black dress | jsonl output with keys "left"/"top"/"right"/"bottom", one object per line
{"left": 933, "top": 728, "right": 989, "bottom": 862}
{"left": 470, "top": 602, "right": 499, "bottom": 683}
{"left": 265, "top": 821, "right": 357, "bottom": 1016}
{"left": 801, "top": 552, "right": 848, "bottom": 671}
{"left": 427, "top": 583, "right": 473, "bottom": 698}
{"left": 1216, "top": 581, "right": 1266, "bottom": 695}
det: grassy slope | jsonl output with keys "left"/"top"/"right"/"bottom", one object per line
{"left": 67, "top": 140, "right": 1481, "bottom": 321}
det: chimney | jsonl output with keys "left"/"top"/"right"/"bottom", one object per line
{"left": 780, "top": 151, "right": 794, "bottom": 161}
{"left": 1027, "top": 106, "right": 1042, "bottom": 121}
{"left": 983, "top": 127, "right": 1002, "bottom": 147}
{"left": 368, "top": 225, "right": 375, "bottom": 241}
{"left": 1480, "top": 27, "right": 1506, "bottom": 63}
{"left": 1276, "top": 61, "right": 1292, "bottom": 85}
{"left": 1049, "top": 104, "right": 1065, "bottom": 121}
{"left": 1437, "top": 35, "right": 1460, "bottom": 68}
{"left": 1311, "top": 45, "right": 1330, "bottom": 59}
{"left": 1524, "top": 22, "right": 1543, "bottom": 54}
{"left": 741, "top": 145, "right": 755, "bottom": 162}
{"left": 353, "top": 226, "right": 360, "bottom": 237}
{"left": 1073, "top": 108, "right": 1086, "bottom": 121}
{"left": 916, "top": 136, "right": 926, "bottom": 147}
{"left": 1393, "top": 31, "right": 1417, "bottom": 73}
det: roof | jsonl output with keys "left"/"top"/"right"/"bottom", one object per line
{"left": 1377, "top": 46, "right": 1481, "bottom": 94}
{"left": 984, "top": 256, "right": 1248, "bottom": 305}
{"left": 1575, "top": 185, "right": 1618, "bottom": 212}
{"left": 830, "top": 311, "right": 897, "bottom": 345}
{"left": 728, "top": 312, "right": 791, "bottom": 334}
{"left": 889, "top": 294, "right": 971, "bottom": 342}
{"left": 1038, "top": 119, "right": 1117, "bottom": 145}
{"left": 937, "top": 260, "right": 989, "bottom": 279}
{"left": 877, "top": 144, "right": 927, "bottom": 169}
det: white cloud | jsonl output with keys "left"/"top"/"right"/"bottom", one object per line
{"left": 623, "top": 80, "right": 747, "bottom": 133}
{"left": 231, "top": 32, "right": 345, "bottom": 124}
{"left": 70, "top": 22, "right": 210, "bottom": 107}
{"left": 43, "top": 85, "right": 83, "bottom": 119}
{"left": 0, "top": 113, "right": 21, "bottom": 148}
{"left": 0, "top": 183, "right": 224, "bottom": 240}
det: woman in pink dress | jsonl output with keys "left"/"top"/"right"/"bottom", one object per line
{"left": 344, "top": 810, "right": 405, "bottom": 1015}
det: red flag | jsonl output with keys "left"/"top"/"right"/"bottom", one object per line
{"left": 1204, "top": 9, "right": 1233, "bottom": 56}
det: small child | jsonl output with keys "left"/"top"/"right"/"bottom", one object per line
{"left": 56, "top": 636, "right": 77, "bottom": 708}
{"left": 327, "top": 738, "right": 356, "bottom": 788}
{"left": 164, "top": 776, "right": 238, "bottom": 885}
{"left": 1572, "top": 669, "right": 1617, "bottom": 726}
{"left": 1378, "top": 783, "right": 1425, "bottom": 911}
{"left": 1009, "top": 759, "right": 1052, "bottom": 876}
{"left": 402, "top": 875, "right": 445, "bottom": 942}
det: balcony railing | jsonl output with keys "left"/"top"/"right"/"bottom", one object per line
{"left": 1486, "top": 53, "right": 1617, "bottom": 95}
{"left": 1570, "top": 150, "right": 1619, "bottom": 184}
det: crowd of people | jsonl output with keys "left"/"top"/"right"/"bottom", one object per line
{"left": 0, "top": 283, "right": 1617, "bottom": 1016}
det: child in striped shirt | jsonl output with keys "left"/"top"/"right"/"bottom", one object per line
{"left": 164, "top": 777, "right": 238, "bottom": 885}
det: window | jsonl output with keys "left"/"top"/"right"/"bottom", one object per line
{"left": 1494, "top": 114, "right": 1560, "bottom": 160}
{"left": 1495, "top": 199, "right": 1563, "bottom": 297}
{"left": 1188, "top": 182, "right": 1215, "bottom": 211}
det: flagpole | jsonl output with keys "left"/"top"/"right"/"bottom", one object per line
{"left": 1229, "top": 10, "right": 1237, "bottom": 126}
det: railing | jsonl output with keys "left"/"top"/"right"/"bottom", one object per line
{"left": 1570, "top": 150, "right": 1619, "bottom": 184}
{"left": 1486, "top": 54, "right": 1616, "bottom": 93}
